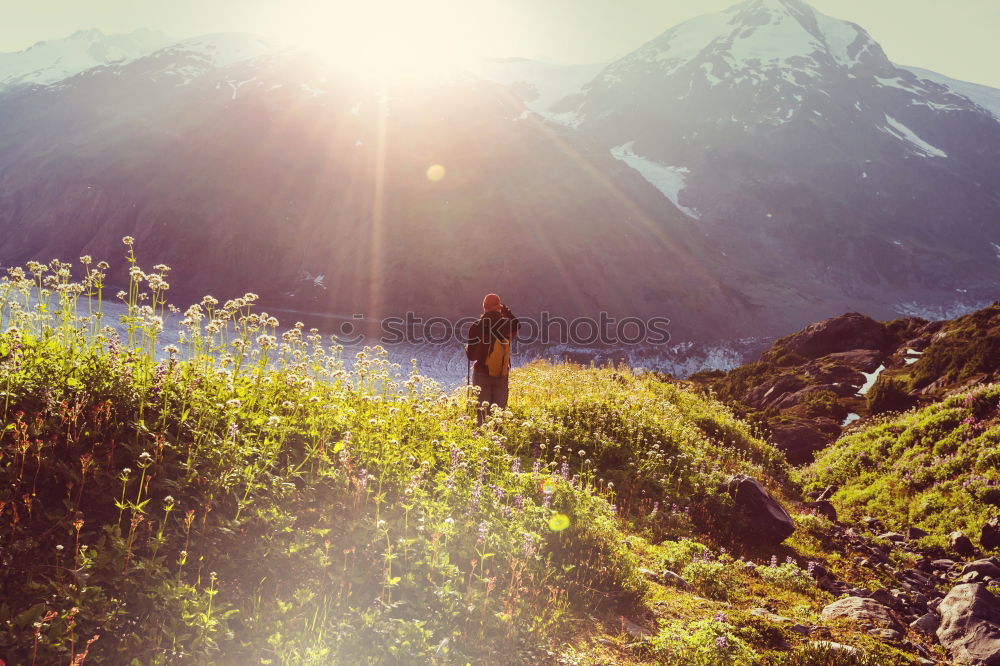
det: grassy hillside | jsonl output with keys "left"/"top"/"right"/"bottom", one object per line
{"left": 880, "top": 302, "right": 1000, "bottom": 395}
{"left": 0, "top": 250, "right": 930, "bottom": 664}
{"left": 804, "top": 383, "right": 1000, "bottom": 546}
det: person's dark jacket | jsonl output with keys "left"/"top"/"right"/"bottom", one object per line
{"left": 466, "top": 307, "right": 519, "bottom": 375}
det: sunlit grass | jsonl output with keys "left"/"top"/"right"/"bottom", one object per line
{"left": 0, "top": 243, "right": 940, "bottom": 664}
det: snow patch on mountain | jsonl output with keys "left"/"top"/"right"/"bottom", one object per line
{"left": 813, "top": 11, "right": 869, "bottom": 66}
{"left": 856, "top": 364, "right": 885, "bottom": 396}
{"left": 626, "top": 0, "right": 878, "bottom": 86}
{"left": 875, "top": 75, "right": 919, "bottom": 93}
{"left": 225, "top": 77, "right": 258, "bottom": 99}
{"left": 647, "top": 11, "right": 731, "bottom": 68}
{"left": 904, "top": 65, "right": 1000, "bottom": 120}
{"left": 882, "top": 115, "right": 947, "bottom": 157}
{"left": 165, "top": 34, "right": 275, "bottom": 68}
{"left": 610, "top": 142, "right": 699, "bottom": 218}
{"left": 0, "top": 28, "right": 171, "bottom": 88}
{"left": 726, "top": 5, "right": 824, "bottom": 66}
{"left": 147, "top": 34, "right": 276, "bottom": 86}
{"left": 547, "top": 110, "right": 585, "bottom": 128}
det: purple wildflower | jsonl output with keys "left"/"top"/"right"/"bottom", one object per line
{"left": 470, "top": 481, "right": 482, "bottom": 511}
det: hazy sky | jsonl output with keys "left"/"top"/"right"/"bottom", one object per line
{"left": 2, "top": 0, "right": 998, "bottom": 87}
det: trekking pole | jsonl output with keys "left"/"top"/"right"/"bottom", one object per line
{"left": 466, "top": 359, "right": 474, "bottom": 418}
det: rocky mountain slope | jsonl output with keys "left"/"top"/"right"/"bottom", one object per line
{"left": 544, "top": 0, "right": 1000, "bottom": 317}
{"left": 690, "top": 302, "right": 1000, "bottom": 462}
{"left": 903, "top": 66, "right": 1000, "bottom": 120}
{"left": 804, "top": 383, "right": 1000, "bottom": 665}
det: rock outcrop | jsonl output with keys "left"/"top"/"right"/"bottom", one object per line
{"left": 982, "top": 517, "right": 1000, "bottom": 551}
{"left": 937, "top": 583, "right": 1000, "bottom": 665}
{"left": 820, "top": 596, "right": 905, "bottom": 633}
{"left": 780, "top": 313, "right": 888, "bottom": 359}
{"left": 727, "top": 474, "right": 794, "bottom": 545}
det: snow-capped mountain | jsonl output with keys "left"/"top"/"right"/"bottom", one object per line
{"left": 137, "top": 34, "right": 279, "bottom": 85}
{"left": 534, "top": 0, "right": 1000, "bottom": 313}
{"left": 0, "top": 28, "right": 171, "bottom": 88}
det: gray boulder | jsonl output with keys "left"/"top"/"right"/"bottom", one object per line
{"left": 910, "top": 612, "right": 940, "bottom": 637}
{"left": 952, "top": 531, "right": 977, "bottom": 559}
{"left": 661, "top": 569, "right": 693, "bottom": 591}
{"left": 806, "top": 500, "right": 837, "bottom": 522}
{"left": 937, "top": 583, "right": 1000, "bottom": 665}
{"left": 727, "top": 474, "right": 795, "bottom": 544}
{"left": 869, "top": 588, "right": 895, "bottom": 607}
{"left": 877, "top": 531, "right": 906, "bottom": 543}
{"left": 816, "top": 484, "right": 838, "bottom": 501}
{"left": 810, "top": 641, "right": 859, "bottom": 656}
{"left": 983, "top": 518, "right": 1000, "bottom": 551}
{"left": 821, "top": 596, "right": 905, "bottom": 633}
{"left": 961, "top": 558, "right": 1000, "bottom": 584}
{"left": 779, "top": 313, "right": 887, "bottom": 358}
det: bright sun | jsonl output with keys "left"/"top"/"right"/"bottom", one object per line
{"left": 278, "top": 0, "right": 478, "bottom": 80}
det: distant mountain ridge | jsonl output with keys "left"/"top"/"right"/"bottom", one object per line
{"left": 0, "top": 28, "right": 172, "bottom": 88}
{"left": 0, "top": 2, "right": 998, "bottom": 352}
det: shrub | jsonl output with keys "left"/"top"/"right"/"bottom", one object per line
{"left": 806, "top": 384, "right": 1000, "bottom": 537}
{"left": 649, "top": 615, "right": 759, "bottom": 666}
{"left": 659, "top": 539, "right": 709, "bottom": 571}
{"left": 681, "top": 557, "right": 738, "bottom": 601}
{"left": 866, "top": 377, "right": 913, "bottom": 414}
{"left": 757, "top": 561, "right": 815, "bottom": 595}
{"left": 799, "top": 389, "right": 843, "bottom": 419}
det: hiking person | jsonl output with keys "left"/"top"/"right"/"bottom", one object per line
{"left": 466, "top": 293, "right": 519, "bottom": 425}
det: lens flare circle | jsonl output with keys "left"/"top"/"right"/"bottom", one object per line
{"left": 548, "top": 513, "right": 570, "bottom": 532}
{"left": 426, "top": 164, "right": 446, "bottom": 182}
